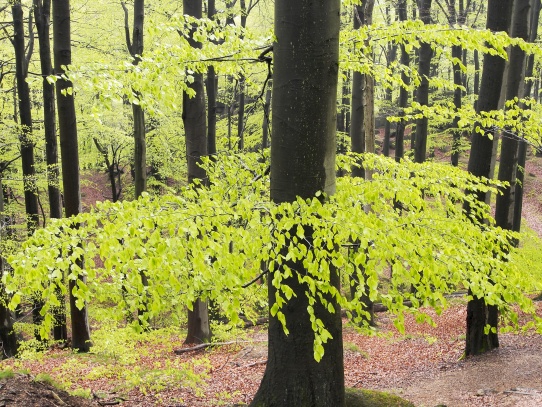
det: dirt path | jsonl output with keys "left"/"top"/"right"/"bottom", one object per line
{"left": 385, "top": 334, "right": 542, "bottom": 407}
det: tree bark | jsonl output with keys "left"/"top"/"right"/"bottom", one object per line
{"left": 495, "top": 0, "right": 530, "bottom": 231}
{"left": 395, "top": 0, "right": 410, "bottom": 162}
{"left": 182, "top": 0, "right": 211, "bottom": 345}
{"left": 513, "top": 0, "right": 541, "bottom": 233}
{"left": 122, "top": 0, "right": 146, "bottom": 198}
{"left": 250, "top": 0, "right": 343, "bottom": 405}
{"left": 350, "top": 5, "right": 365, "bottom": 179}
{"left": 413, "top": 0, "right": 433, "bottom": 164}
{"left": 464, "top": 0, "right": 514, "bottom": 357}
{"left": 34, "top": 0, "right": 67, "bottom": 341}
{"left": 0, "top": 178, "right": 18, "bottom": 358}
{"left": 12, "top": 3, "right": 39, "bottom": 235}
{"left": 206, "top": 0, "right": 217, "bottom": 156}
{"left": 53, "top": 0, "right": 92, "bottom": 352}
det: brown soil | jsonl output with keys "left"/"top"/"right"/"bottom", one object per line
{"left": 0, "top": 375, "right": 98, "bottom": 406}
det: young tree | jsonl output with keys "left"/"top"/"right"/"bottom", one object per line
{"left": 206, "top": 0, "right": 217, "bottom": 156}
{"left": 53, "top": 0, "right": 92, "bottom": 352}
{"left": 34, "top": 0, "right": 67, "bottom": 341}
{"left": 250, "top": 0, "right": 344, "bottom": 405}
{"left": 182, "top": 0, "right": 211, "bottom": 345}
{"left": 464, "top": 0, "right": 513, "bottom": 357}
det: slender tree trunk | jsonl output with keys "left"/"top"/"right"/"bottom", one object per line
{"left": 395, "top": 0, "right": 410, "bottom": 162}
{"left": 495, "top": 0, "right": 530, "bottom": 231}
{"left": 0, "top": 178, "right": 18, "bottom": 358}
{"left": 350, "top": 5, "right": 365, "bottom": 179}
{"left": 206, "top": 0, "right": 217, "bottom": 156}
{"left": 12, "top": 4, "right": 39, "bottom": 235}
{"left": 413, "top": 0, "right": 433, "bottom": 164}
{"left": 383, "top": 41, "right": 397, "bottom": 157}
{"left": 262, "top": 80, "right": 271, "bottom": 150}
{"left": 514, "top": 0, "right": 541, "bottom": 233}
{"left": 12, "top": 2, "right": 44, "bottom": 336}
{"left": 34, "top": 0, "right": 67, "bottom": 341}
{"left": 182, "top": 0, "right": 211, "bottom": 345}
{"left": 474, "top": 49, "right": 480, "bottom": 109}
{"left": 53, "top": 0, "right": 92, "bottom": 352}
{"left": 464, "top": 0, "right": 513, "bottom": 357}
{"left": 250, "top": 0, "right": 343, "bottom": 405}
{"left": 122, "top": 0, "right": 146, "bottom": 198}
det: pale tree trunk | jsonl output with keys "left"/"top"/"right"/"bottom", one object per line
{"left": 53, "top": 0, "right": 92, "bottom": 352}
{"left": 250, "top": 0, "right": 343, "bottom": 406}
{"left": 413, "top": 0, "right": 433, "bottom": 164}
{"left": 182, "top": 0, "right": 211, "bottom": 345}
{"left": 34, "top": 0, "right": 67, "bottom": 341}
{"left": 465, "top": 0, "right": 513, "bottom": 357}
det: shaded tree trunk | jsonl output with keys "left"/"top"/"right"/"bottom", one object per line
{"left": 350, "top": 5, "right": 365, "bottom": 179}
{"left": 514, "top": 0, "right": 542, "bottom": 233}
{"left": 53, "top": 0, "right": 92, "bottom": 352}
{"left": 395, "top": 0, "right": 410, "bottom": 162}
{"left": 250, "top": 0, "right": 344, "bottom": 405}
{"left": 182, "top": 0, "right": 211, "bottom": 345}
{"left": 34, "top": 0, "right": 67, "bottom": 341}
{"left": 495, "top": 0, "right": 530, "bottom": 231}
{"left": 12, "top": 2, "right": 43, "bottom": 336}
{"left": 0, "top": 178, "right": 18, "bottom": 358}
{"left": 413, "top": 0, "right": 433, "bottom": 164}
{"left": 122, "top": 0, "right": 146, "bottom": 198}
{"left": 206, "top": 0, "right": 217, "bottom": 156}
{"left": 464, "top": 0, "right": 513, "bottom": 357}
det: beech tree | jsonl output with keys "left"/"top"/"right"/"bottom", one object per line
{"left": 34, "top": 0, "right": 67, "bottom": 341}
{"left": 250, "top": 0, "right": 344, "bottom": 405}
{"left": 464, "top": 0, "right": 513, "bottom": 357}
{"left": 122, "top": 0, "right": 146, "bottom": 198}
{"left": 53, "top": 0, "right": 92, "bottom": 352}
{"left": 182, "top": 0, "right": 211, "bottom": 345}
{"left": 413, "top": 0, "right": 433, "bottom": 164}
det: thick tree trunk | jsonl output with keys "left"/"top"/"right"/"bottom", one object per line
{"left": 183, "top": 0, "right": 211, "bottom": 345}
{"left": 35, "top": 0, "right": 67, "bottom": 341}
{"left": 250, "top": 0, "right": 343, "bottom": 405}
{"left": 413, "top": 0, "right": 433, "bottom": 164}
{"left": 395, "top": 0, "right": 410, "bottom": 162}
{"left": 465, "top": 0, "right": 513, "bottom": 357}
{"left": 53, "top": 0, "right": 92, "bottom": 352}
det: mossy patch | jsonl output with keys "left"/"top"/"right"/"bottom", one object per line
{"left": 345, "top": 388, "right": 416, "bottom": 407}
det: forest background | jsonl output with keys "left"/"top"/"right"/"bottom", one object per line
{"left": 1, "top": 0, "right": 542, "bottom": 406}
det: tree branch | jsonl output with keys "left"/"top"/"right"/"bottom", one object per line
{"left": 25, "top": 9, "right": 34, "bottom": 71}
{"left": 120, "top": 1, "right": 132, "bottom": 55}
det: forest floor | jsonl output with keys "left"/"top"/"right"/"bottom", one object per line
{"left": 1, "top": 152, "right": 542, "bottom": 407}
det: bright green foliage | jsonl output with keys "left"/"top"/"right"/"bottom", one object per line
{"left": 6, "top": 153, "right": 542, "bottom": 359}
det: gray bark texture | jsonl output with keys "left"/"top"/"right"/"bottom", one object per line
{"left": 465, "top": 0, "right": 514, "bottom": 357}
{"left": 250, "top": 1, "right": 344, "bottom": 406}
{"left": 182, "top": 0, "right": 211, "bottom": 345}
{"left": 53, "top": 0, "right": 92, "bottom": 352}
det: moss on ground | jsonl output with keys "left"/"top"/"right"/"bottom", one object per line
{"left": 345, "top": 388, "right": 416, "bottom": 407}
